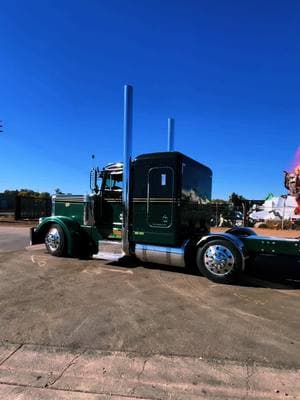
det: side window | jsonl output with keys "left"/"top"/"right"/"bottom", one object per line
{"left": 148, "top": 167, "right": 174, "bottom": 198}
{"left": 147, "top": 167, "right": 174, "bottom": 228}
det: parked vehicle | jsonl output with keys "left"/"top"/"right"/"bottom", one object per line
{"left": 210, "top": 210, "right": 244, "bottom": 227}
{"left": 31, "top": 86, "right": 300, "bottom": 284}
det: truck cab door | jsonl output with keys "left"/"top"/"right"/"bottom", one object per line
{"left": 100, "top": 170, "right": 123, "bottom": 239}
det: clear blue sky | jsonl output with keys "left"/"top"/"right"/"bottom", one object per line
{"left": 0, "top": 0, "right": 299, "bottom": 199}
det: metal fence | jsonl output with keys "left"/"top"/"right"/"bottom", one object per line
{"left": 0, "top": 194, "right": 16, "bottom": 216}
{"left": 210, "top": 203, "right": 246, "bottom": 227}
{"left": 211, "top": 202, "right": 300, "bottom": 229}
{"left": 0, "top": 194, "right": 51, "bottom": 220}
{"left": 15, "top": 196, "right": 51, "bottom": 219}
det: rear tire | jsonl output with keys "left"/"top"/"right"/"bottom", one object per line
{"left": 196, "top": 239, "right": 242, "bottom": 284}
{"left": 45, "top": 224, "right": 66, "bottom": 256}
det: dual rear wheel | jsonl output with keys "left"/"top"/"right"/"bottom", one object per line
{"left": 196, "top": 239, "right": 242, "bottom": 284}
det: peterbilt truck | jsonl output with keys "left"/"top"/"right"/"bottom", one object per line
{"left": 31, "top": 86, "right": 300, "bottom": 284}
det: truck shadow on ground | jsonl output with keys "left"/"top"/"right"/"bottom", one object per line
{"left": 114, "top": 255, "right": 300, "bottom": 290}
{"left": 243, "top": 255, "right": 300, "bottom": 289}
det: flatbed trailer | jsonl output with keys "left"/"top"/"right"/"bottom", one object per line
{"left": 30, "top": 86, "right": 300, "bottom": 284}
{"left": 241, "top": 234, "right": 300, "bottom": 257}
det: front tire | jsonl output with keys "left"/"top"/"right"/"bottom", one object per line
{"left": 45, "top": 224, "right": 66, "bottom": 256}
{"left": 196, "top": 239, "right": 242, "bottom": 284}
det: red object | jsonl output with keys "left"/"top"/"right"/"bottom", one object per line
{"left": 295, "top": 193, "right": 300, "bottom": 215}
{"left": 291, "top": 147, "right": 300, "bottom": 171}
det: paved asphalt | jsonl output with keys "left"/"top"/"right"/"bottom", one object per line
{"left": 0, "top": 225, "right": 299, "bottom": 399}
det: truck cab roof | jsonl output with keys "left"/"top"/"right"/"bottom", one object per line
{"left": 135, "top": 151, "right": 212, "bottom": 175}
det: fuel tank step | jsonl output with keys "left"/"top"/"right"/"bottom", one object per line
{"left": 93, "top": 240, "right": 124, "bottom": 261}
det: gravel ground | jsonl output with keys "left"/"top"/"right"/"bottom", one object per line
{"left": 0, "top": 224, "right": 299, "bottom": 398}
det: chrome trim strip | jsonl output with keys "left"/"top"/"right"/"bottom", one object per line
{"left": 54, "top": 197, "right": 84, "bottom": 202}
{"left": 55, "top": 195, "right": 84, "bottom": 200}
{"left": 55, "top": 200, "right": 84, "bottom": 203}
{"left": 133, "top": 197, "right": 175, "bottom": 200}
{"left": 136, "top": 244, "right": 184, "bottom": 254}
{"left": 51, "top": 195, "right": 56, "bottom": 216}
{"left": 133, "top": 198, "right": 175, "bottom": 203}
{"left": 246, "top": 236, "right": 299, "bottom": 243}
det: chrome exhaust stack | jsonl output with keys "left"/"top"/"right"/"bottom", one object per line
{"left": 167, "top": 117, "right": 174, "bottom": 151}
{"left": 122, "top": 85, "right": 133, "bottom": 255}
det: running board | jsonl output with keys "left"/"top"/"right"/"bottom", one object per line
{"left": 93, "top": 240, "right": 125, "bottom": 261}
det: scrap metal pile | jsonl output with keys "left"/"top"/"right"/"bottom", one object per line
{"left": 284, "top": 166, "right": 300, "bottom": 214}
{"left": 249, "top": 150, "right": 300, "bottom": 222}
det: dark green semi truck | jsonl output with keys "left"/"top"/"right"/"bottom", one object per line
{"left": 30, "top": 86, "right": 300, "bottom": 284}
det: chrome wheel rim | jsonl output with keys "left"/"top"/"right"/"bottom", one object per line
{"left": 203, "top": 245, "right": 235, "bottom": 276}
{"left": 45, "top": 227, "right": 61, "bottom": 252}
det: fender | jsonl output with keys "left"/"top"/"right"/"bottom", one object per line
{"left": 30, "top": 216, "right": 81, "bottom": 256}
{"left": 225, "top": 227, "right": 257, "bottom": 237}
{"left": 196, "top": 233, "right": 248, "bottom": 271}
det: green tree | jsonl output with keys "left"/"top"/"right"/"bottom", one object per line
{"left": 211, "top": 198, "right": 227, "bottom": 204}
{"left": 18, "top": 189, "right": 36, "bottom": 197}
{"left": 4, "top": 189, "right": 19, "bottom": 196}
{"left": 229, "top": 192, "right": 246, "bottom": 206}
{"left": 2, "top": 189, "right": 51, "bottom": 198}
{"left": 39, "top": 192, "right": 50, "bottom": 198}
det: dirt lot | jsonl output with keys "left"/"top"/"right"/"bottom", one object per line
{"left": 0, "top": 225, "right": 299, "bottom": 398}
{"left": 212, "top": 226, "right": 300, "bottom": 238}
{"left": 0, "top": 225, "right": 31, "bottom": 252}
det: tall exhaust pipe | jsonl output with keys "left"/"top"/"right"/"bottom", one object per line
{"left": 167, "top": 117, "right": 174, "bottom": 151}
{"left": 122, "top": 85, "right": 133, "bottom": 255}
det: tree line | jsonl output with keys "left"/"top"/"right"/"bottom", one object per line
{"left": 1, "top": 188, "right": 69, "bottom": 198}
{"left": 2, "top": 189, "right": 51, "bottom": 198}
{"left": 212, "top": 192, "right": 247, "bottom": 206}
{"left": 2, "top": 189, "right": 248, "bottom": 204}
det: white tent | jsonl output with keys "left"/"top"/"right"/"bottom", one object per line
{"left": 249, "top": 195, "right": 299, "bottom": 221}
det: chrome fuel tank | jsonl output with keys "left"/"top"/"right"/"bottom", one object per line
{"left": 135, "top": 243, "right": 185, "bottom": 267}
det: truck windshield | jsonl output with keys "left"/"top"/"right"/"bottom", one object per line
{"left": 104, "top": 173, "right": 123, "bottom": 191}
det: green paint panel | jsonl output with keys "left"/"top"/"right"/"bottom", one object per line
{"left": 148, "top": 202, "right": 173, "bottom": 228}
{"left": 54, "top": 201, "right": 84, "bottom": 224}
{"left": 132, "top": 203, "right": 177, "bottom": 245}
{"left": 242, "top": 236, "right": 300, "bottom": 256}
